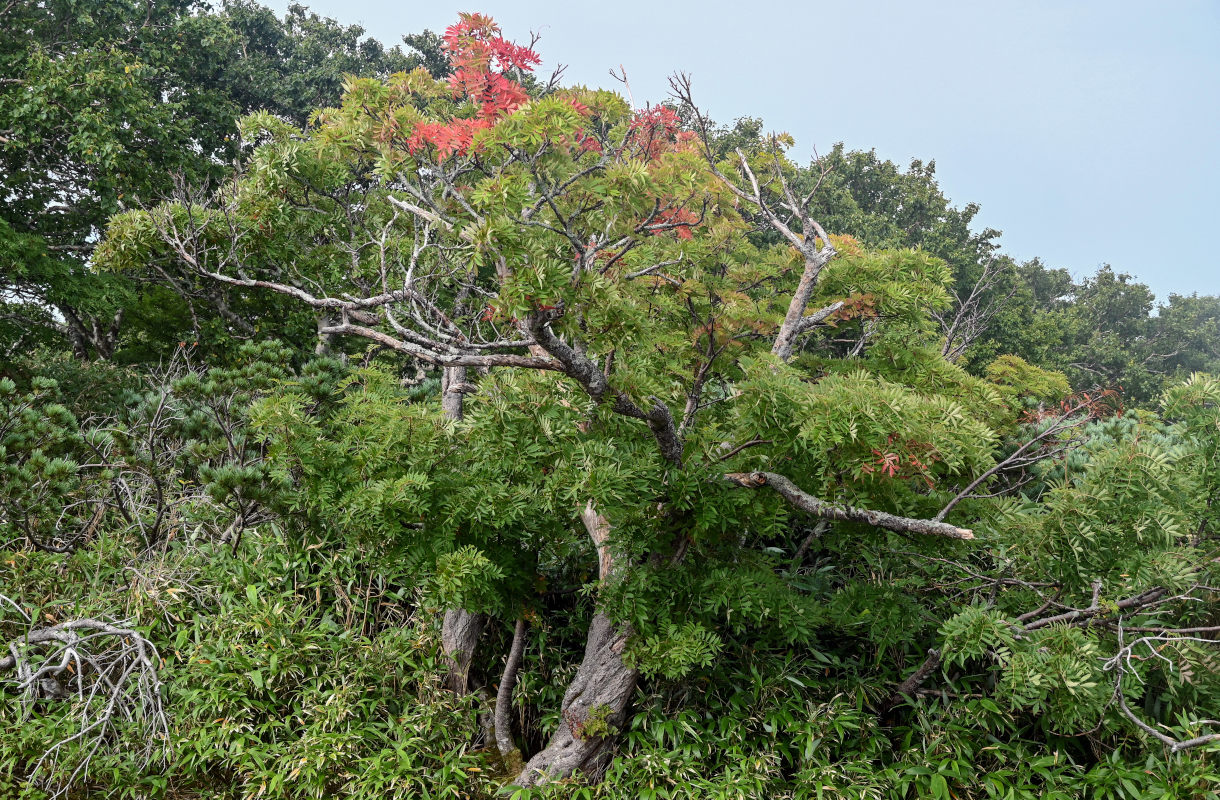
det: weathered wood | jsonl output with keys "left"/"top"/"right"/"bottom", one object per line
{"left": 514, "top": 613, "right": 637, "bottom": 785}
{"left": 440, "top": 365, "right": 468, "bottom": 420}
{"left": 514, "top": 502, "right": 639, "bottom": 785}
{"left": 441, "top": 608, "right": 484, "bottom": 695}
{"left": 726, "top": 471, "right": 974, "bottom": 540}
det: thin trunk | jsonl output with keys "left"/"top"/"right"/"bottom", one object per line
{"left": 494, "top": 618, "right": 528, "bottom": 773}
{"left": 439, "top": 366, "right": 482, "bottom": 694}
{"left": 514, "top": 503, "right": 639, "bottom": 786}
{"left": 790, "top": 520, "right": 829, "bottom": 571}
{"left": 772, "top": 247, "right": 834, "bottom": 362}
{"left": 880, "top": 648, "right": 941, "bottom": 713}
{"left": 90, "top": 308, "right": 124, "bottom": 359}
{"left": 316, "top": 312, "right": 337, "bottom": 357}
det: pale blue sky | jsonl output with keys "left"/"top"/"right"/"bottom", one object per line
{"left": 272, "top": 0, "right": 1220, "bottom": 298}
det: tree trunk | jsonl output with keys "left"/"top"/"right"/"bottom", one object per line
{"left": 494, "top": 618, "right": 528, "bottom": 774}
{"left": 514, "top": 502, "right": 638, "bottom": 786}
{"left": 440, "top": 365, "right": 468, "bottom": 419}
{"left": 514, "top": 612, "right": 637, "bottom": 785}
{"left": 60, "top": 305, "right": 93, "bottom": 362}
{"left": 437, "top": 364, "right": 485, "bottom": 695}
{"left": 441, "top": 607, "right": 484, "bottom": 695}
{"left": 316, "top": 312, "right": 338, "bottom": 357}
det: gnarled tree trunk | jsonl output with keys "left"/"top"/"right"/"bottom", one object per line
{"left": 514, "top": 612, "right": 636, "bottom": 785}
{"left": 514, "top": 502, "right": 638, "bottom": 786}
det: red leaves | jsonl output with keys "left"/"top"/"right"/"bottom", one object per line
{"left": 863, "top": 450, "right": 903, "bottom": 479}
{"left": 408, "top": 13, "right": 540, "bottom": 159}
{"left": 859, "top": 433, "right": 938, "bottom": 488}
{"left": 407, "top": 118, "right": 492, "bottom": 160}
{"left": 627, "top": 106, "right": 692, "bottom": 161}
{"left": 410, "top": 14, "right": 702, "bottom": 243}
{"left": 1018, "top": 388, "right": 1123, "bottom": 426}
{"left": 829, "top": 293, "right": 879, "bottom": 325}
{"left": 575, "top": 130, "right": 603, "bottom": 154}
{"left": 654, "top": 207, "right": 699, "bottom": 240}
{"left": 448, "top": 68, "right": 531, "bottom": 119}
{"left": 443, "top": 13, "right": 540, "bottom": 75}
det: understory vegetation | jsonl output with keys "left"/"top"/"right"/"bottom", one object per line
{"left": 2, "top": 3, "right": 1218, "bottom": 798}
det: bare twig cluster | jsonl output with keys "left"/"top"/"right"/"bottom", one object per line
{"left": 0, "top": 610, "right": 168, "bottom": 794}
{"left": 1104, "top": 617, "right": 1220, "bottom": 753}
{"left": 934, "top": 258, "right": 1017, "bottom": 363}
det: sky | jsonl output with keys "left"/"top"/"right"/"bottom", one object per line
{"left": 270, "top": 0, "right": 1220, "bottom": 299}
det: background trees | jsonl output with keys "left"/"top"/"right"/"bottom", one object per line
{"left": 0, "top": 0, "right": 441, "bottom": 366}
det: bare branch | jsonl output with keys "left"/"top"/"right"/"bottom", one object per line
{"left": 1105, "top": 624, "right": 1220, "bottom": 753}
{"left": 670, "top": 75, "right": 838, "bottom": 362}
{"left": 936, "top": 258, "right": 1016, "bottom": 363}
{"left": 320, "top": 322, "right": 560, "bottom": 371}
{"left": 726, "top": 471, "right": 974, "bottom": 540}
{"left": 795, "top": 300, "right": 845, "bottom": 334}
{"left": 1, "top": 617, "right": 168, "bottom": 795}
{"left": 527, "top": 312, "right": 684, "bottom": 466}
{"left": 935, "top": 398, "right": 1097, "bottom": 522}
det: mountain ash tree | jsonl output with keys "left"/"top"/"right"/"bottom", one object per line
{"left": 94, "top": 13, "right": 1220, "bottom": 790}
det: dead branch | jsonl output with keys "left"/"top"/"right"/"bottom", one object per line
{"left": 1105, "top": 623, "right": 1220, "bottom": 753}
{"left": 934, "top": 396, "right": 1098, "bottom": 522}
{"left": 670, "top": 74, "right": 838, "bottom": 362}
{"left": 881, "top": 649, "right": 942, "bottom": 711}
{"left": 726, "top": 471, "right": 974, "bottom": 539}
{"left": 0, "top": 617, "right": 168, "bottom": 795}
{"left": 934, "top": 258, "right": 1016, "bottom": 363}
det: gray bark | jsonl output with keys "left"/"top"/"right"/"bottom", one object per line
{"left": 526, "top": 312, "right": 684, "bottom": 466}
{"left": 514, "top": 613, "right": 637, "bottom": 785}
{"left": 772, "top": 244, "right": 836, "bottom": 362}
{"left": 440, "top": 365, "right": 468, "bottom": 419}
{"left": 315, "top": 312, "right": 337, "bottom": 357}
{"left": 441, "top": 608, "right": 484, "bottom": 695}
{"left": 880, "top": 648, "right": 941, "bottom": 712}
{"left": 726, "top": 471, "right": 974, "bottom": 540}
{"left": 494, "top": 618, "right": 528, "bottom": 772}
{"left": 438, "top": 364, "right": 486, "bottom": 695}
{"left": 61, "top": 305, "right": 123, "bottom": 361}
{"left": 513, "top": 502, "right": 639, "bottom": 786}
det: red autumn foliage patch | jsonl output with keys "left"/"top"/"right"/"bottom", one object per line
{"left": 407, "top": 13, "right": 539, "bottom": 158}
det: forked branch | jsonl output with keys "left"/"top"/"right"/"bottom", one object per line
{"left": 670, "top": 73, "right": 838, "bottom": 362}
{"left": 1, "top": 617, "right": 168, "bottom": 795}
